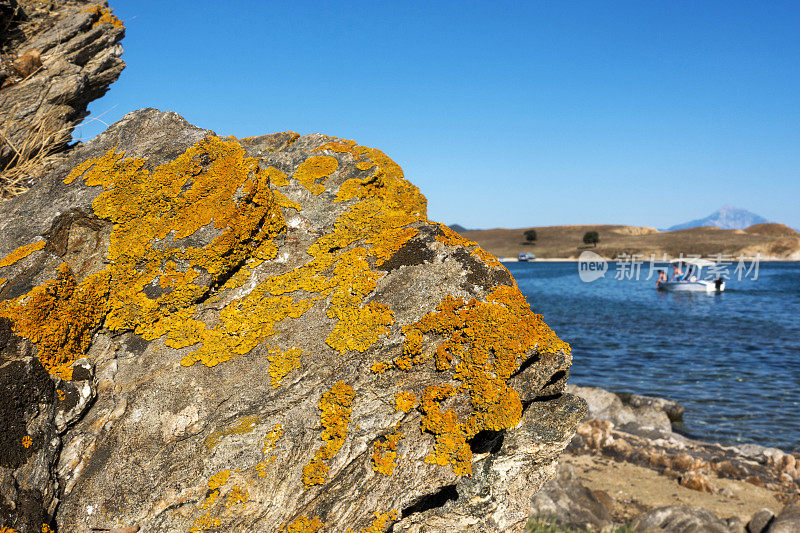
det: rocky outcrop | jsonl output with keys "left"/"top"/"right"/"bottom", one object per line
{"left": 630, "top": 505, "right": 736, "bottom": 533}
{"left": 526, "top": 386, "right": 800, "bottom": 532}
{"left": 529, "top": 463, "right": 613, "bottom": 531}
{"left": 0, "top": 0, "right": 124, "bottom": 196}
{"left": 0, "top": 108, "right": 582, "bottom": 532}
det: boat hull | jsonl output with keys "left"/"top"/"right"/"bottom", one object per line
{"left": 658, "top": 280, "right": 725, "bottom": 292}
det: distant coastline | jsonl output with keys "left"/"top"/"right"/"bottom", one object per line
{"left": 457, "top": 223, "right": 800, "bottom": 261}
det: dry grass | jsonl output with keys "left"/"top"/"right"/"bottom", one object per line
{"left": 0, "top": 106, "right": 70, "bottom": 197}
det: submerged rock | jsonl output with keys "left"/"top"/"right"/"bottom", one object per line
{"left": 0, "top": 109, "right": 581, "bottom": 532}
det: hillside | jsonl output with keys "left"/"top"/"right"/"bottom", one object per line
{"left": 459, "top": 223, "right": 800, "bottom": 260}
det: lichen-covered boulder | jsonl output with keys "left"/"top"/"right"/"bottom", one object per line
{"left": 0, "top": 108, "right": 584, "bottom": 533}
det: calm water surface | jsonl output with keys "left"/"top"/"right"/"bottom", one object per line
{"left": 506, "top": 261, "right": 800, "bottom": 452}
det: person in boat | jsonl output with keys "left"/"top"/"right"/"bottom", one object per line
{"left": 656, "top": 269, "right": 667, "bottom": 286}
{"left": 671, "top": 263, "right": 683, "bottom": 281}
{"left": 681, "top": 265, "right": 694, "bottom": 281}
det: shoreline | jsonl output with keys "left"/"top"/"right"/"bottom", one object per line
{"left": 530, "top": 385, "right": 800, "bottom": 532}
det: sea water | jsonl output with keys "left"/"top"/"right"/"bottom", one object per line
{"left": 506, "top": 261, "right": 800, "bottom": 453}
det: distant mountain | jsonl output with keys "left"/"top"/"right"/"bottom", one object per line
{"left": 667, "top": 205, "right": 769, "bottom": 231}
{"left": 448, "top": 224, "right": 469, "bottom": 233}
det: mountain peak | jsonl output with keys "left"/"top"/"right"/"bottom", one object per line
{"left": 668, "top": 206, "right": 769, "bottom": 231}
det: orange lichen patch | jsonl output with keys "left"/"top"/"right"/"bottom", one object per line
{"left": 191, "top": 469, "right": 233, "bottom": 533}
{"left": 83, "top": 5, "right": 123, "bottom": 28}
{"left": 205, "top": 415, "right": 260, "bottom": 450}
{"left": 263, "top": 166, "right": 290, "bottom": 187}
{"left": 371, "top": 427, "right": 403, "bottom": 475}
{"left": 378, "top": 284, "right": 570, "bottom": 475}
{"left": 273, "top": 189, "right": 301, "bottom": 211}
{"left": 225, "top": 486, "right": 249, "bottom": 506}
{"left": 0, "top": 263, "right": 108, "bottom": 379}
{"left": 255, "top": 424, "right": 283, "bottom": 477}
{"left": 302, "top": 381, "right": 355, "bottom": 488}
{"left": 471, "top": 246, "right": 505, "bottom": 271}
{"left": 434, "top": 222, "right": 476, "bottom": 248}
{"left": 394, "top": 391, "right": 417, "bottom": 413}
{"left": 283, "top": 515, "right": 324, "bottom": 533}
{"left": 64, "top": 136, "right": 286, "bottom": 360}
{"left": 0, "top": 240, "right": 45, "bottom": 268}
{"left": 189, "top": 513, "right": 220, "bottom": 533}
{"left": 345, "top": 510, "right": 400, "bottom": 533}
{"left": 267, "top": 346, "right": 304, "bottom": 387}
{"left": 292, "top": 156, "right": 338, "bottom": 195}
{"left": 41, "top": 525, "right": 54, "bottom": 533}
{"left": 21, "top": 435, "right": 32, "bottom": 448}
{"left": 57, "top": 389, "right": 65, "bottom": 401}
{"left": 0, "top": 527, "right": 18, "bottom": 533}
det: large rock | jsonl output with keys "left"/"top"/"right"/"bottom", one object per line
{"left": 529, "top": 463, "right": 613, "bottom": 531}
{"left": 0, "top": 0, "right": 124, "bottom": 195}
{"left": 630, "top": 505, "right": 732, "bottom": 532}
{"left": 566, "top": 385, "right": 673, "bottom": 433}
{"left": 767, "top": 499, "right": 800, "bottom": 533}
{"left": 0, "top": 109, "right": 582, "bottom": 532}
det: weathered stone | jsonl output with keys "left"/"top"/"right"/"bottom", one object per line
{"left": 529, "top": 462, "right": 613, "bottom": 532}
{"left": 566, "top": 385, "right": 673, "bottom": 433}
{"left": 0, "top": 108, "right": 579, "bottom": 532}
{"left": 0, "top": 0, "right": 124, "bottom": 195}
{"left": 747, "top": 508, "right": 774, "bottom": 533}
{"left": 631, "top": 505, "right": 731, "bottom": 532}
{"left": 767, "top": 499, "right": 800, "bottom": 533}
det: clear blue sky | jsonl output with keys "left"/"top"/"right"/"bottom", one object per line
{"left": 79, "top": 1, "right": 800, "bottom": 230}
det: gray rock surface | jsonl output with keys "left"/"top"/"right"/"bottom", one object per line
{"left": 0, "top": 108, "right": 581, "bottom": 532}
{"left": 630, "top": 505, "right": 732, "bottom": 532}
{"left": 0, "top": 0, "right": 124, "bottom": 195}
{"left": 529, "top": 462, "right": 613, "bottom": 532}
{"left": 566, "top": 384, "right": 673, "bottom": 433}
{"left": 747, "top": 508, "right": 774, "bottom": 533}
{"left": 767, "top": 499, "right": 800, "bottom": 533}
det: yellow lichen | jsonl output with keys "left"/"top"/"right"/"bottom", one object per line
{"left": 434, "top": 222, "right": 475, "bottom": 247}
{"left": 255, "top": 424, "right": 283, "bottom": 477}
{"left": 283, "top": 515, "right": 324, "bottom": 533}
{"left": 394, "top": 391, "right": 417, "bottom": 413}
{"left": 371, "top": 427, "right": 403, "bottom": 475}
{"left": 377, "top": 284, "right": 570, "bottom": 475}
{"left": 0, "top": 240, "right": 44, "bottom": 268}
{"left": 41, "top": 525, "right": 53, "bottom": 533}
{"left": 22, "top": 435, "right": 32, "bottom": 448}
{"left": 302, "top": 381, "right": 355, "bottom": 488}
{"left": 83, "top": 5, "right": 124, "bottom": 28}
{"left": 267, "top": 346, "right": 303, "bottom": 388}
{"left": 293, "top": 156, "right": 338, "bottom": 195}
{"left": 345, "top": 510, "right": 400, "bottom": 533}
{"left": 0, "top": 263, "right": 108, "bottom": 380}
{"left": 0, "top": 527, "right": 18, "bottom": 533}
{"left": 225, "top": 486, "right": 249, "bottom": 506}
{"left": 189, "top": 513, "right": 220, "bottom": 533}
{"left": 205, "top": 415, "right": 260, "bottom": 450}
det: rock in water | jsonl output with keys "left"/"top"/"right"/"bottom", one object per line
{"left": 0, "top": 109, "right": 584, "bottom": 532}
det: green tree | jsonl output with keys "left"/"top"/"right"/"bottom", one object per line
{"left": 523, "top": 229, "right": 537, "bottom": 243}
{"left": 583, "top": 231, "right": 599, "bottom": 247}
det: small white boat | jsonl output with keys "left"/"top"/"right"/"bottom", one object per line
{"left": 518, "top": 252, "right": 536, "bottom": 262}
{"left": 657, "top": 258, "right": 725, "bottom": 293}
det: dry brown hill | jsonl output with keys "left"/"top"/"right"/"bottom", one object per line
{"left": 460, "top": 224, "right": 800, "bottom": 260}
